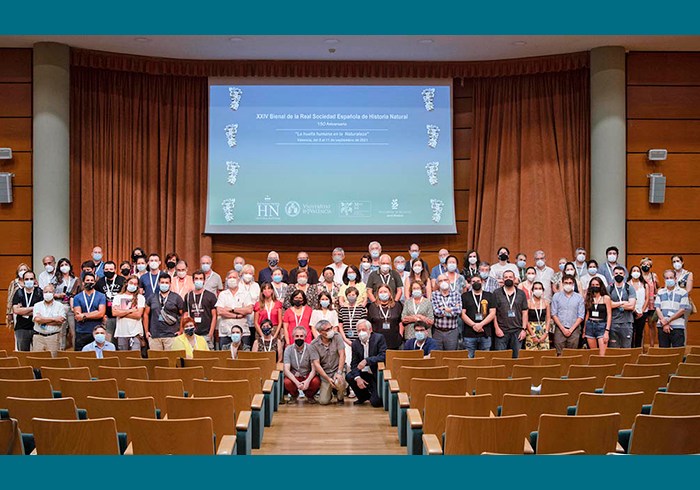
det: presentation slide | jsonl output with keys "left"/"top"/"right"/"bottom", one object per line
{"left": 206, "top": 79, "right": 455, "bottom": 234}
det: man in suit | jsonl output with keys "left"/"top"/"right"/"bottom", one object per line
{"left": 403, "top": 321, "right": 437, "bottom": 355}
{"left": 346, "top": 319, "right": 387, "bottom": 407}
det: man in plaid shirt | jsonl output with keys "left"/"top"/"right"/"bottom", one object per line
{"left": 431, "top": 273, "right": 463, "bottom": 350}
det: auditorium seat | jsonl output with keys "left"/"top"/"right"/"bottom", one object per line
{"left": 378, "top": 349, "right": 424, "bottom": 403}
{"left": 0, "top": 366, "right": 36, "bottom": 381}
{"left": 501, "top": 393, "right": 569, "bottom": 436}
{"left": 540, "top": 356, "right": 585, "bottom": 377}
{"left": 193, "top": 349, "right": 232, "bottom": 365}
{"left": 441, "top": 357, "right": 488, "bottom": 377}
{"left": 39, "top": 366, "right": 91, "bottom": 393}
{"left": 588, "top": 354, "right": 631, "bottom": 374}
{"left": 5, "top": 396, "right": 79, "bottom": 454}
{"left": 56, "top": 350, "right": 97, "bottom": 362}
{"left": 430, "top": 350, "right": 468, "bottom": 364}
{"left": 382, "top": 357, "right": 436, "bottom": 411}
{"left": 576, "top": 391, "right": 645, "bottom": 452}
{"left": 491, "top": 357, "right": 534, "bottom": 378}
{"left": 684, "top": 354, "right": 700, "bottom": 364}
{"left": 73, "top": 356, "right": 119, "bottom": 377}
{"left": 120, "top": 356, "right": 168, "bottom": 379}
{"left": 637, "top": 354, "right": 681, "bottom": 368}
{"left": 650, "top": 392, "right": 700, "bottom": 416}
{"left": 567, "top": 364, "right": 617, "bottom": 390}
{"left": 147, "top": 349, "right": 186, "bottom": 368}
{"left": 455, "top": 365, "right": 507, "bottom": 396}
{"left": 97, "top": 365, "right": 148, "bottom": 391}
{"left": 676, "top": 363, "right": 700, "bottom": 377}
{"left": 605, "top": 347, "right": 643, "bottom": 363}
{"left": 226, "top": 358, "right": 281, "bottom": 409}
{"left": 0, "top": 379, "right": 53, "bottom": 408}
{"left": 647, "top": 346, "right": 685, "bottom": 364}
{"left": 603, "top": 375, "right": 663, "bottom": 404}
{"left": 0, "top": 418, "right": 23, "bottom": 455}
{"left": 389, "top": 366, "right": 448, "bottom": 427}
{"left": 473, "top": 349, "right": 513, "bottom": 361}
{"left": 32, "top": 417, "right": 120, "bottom": 455}
{"left": 667, "top": 375, "right": 700, "bottom": 393}
{"left": 0, "top": 357, "right": 20, "bottom": 368}
{"left": 423, "top": 414, "right": 530, "bottom": 455}
{"left": 475, "top": 377, "right": 532, "bottom": 415}
{"left": 61, "top": 378, "right": 119, "bottom": 409}
{"left": 622, "top": 363, "right": 675, "bottom": 386}
{"left": 12, "top": 351, "right": 51, "bottom": 366}
{"left": 628, "top": 414, "right": 700, "bottom": 455}
{"left": 562, "top": 349, "right": 593, "bottom": 364}
{"left": 535, "top": 413, "right": 621, "bottom": 455}
{"left": 154, "top": 366, "right": 205, "bottom": 394}
{"left": 124, "top": 378, "right": 184, "bottom": 415}
{"left": 517, "top": 349, "right": 556, "bottom": 366}
{"left": 84, "top": 395, "right": 156, "bottom": 443}
{"left": 512, "top": 364, "right": 561, "bottom": 386}
{"left": 25, "top": 356, "right": 70, "bottom": 370}
{"left": 102, "top": 350, "right": 143, "bottom": 362}
{"left": 182, "top": 357, "right": 218, "bottom": 379}
{"left": 540, "top": 377, "right": 598, "bottom": 409}
{"left": 125, "top": 416, "right": 233, "bottom": 455}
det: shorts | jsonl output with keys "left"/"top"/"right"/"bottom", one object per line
{"left": 584, "top": 320, "right": 607, "bottom": 339}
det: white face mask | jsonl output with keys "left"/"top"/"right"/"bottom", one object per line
{"left": 358, "top": 330, "right": 369, "bottom": 342}
{"left": 563, "top": 284, "right": 574, "bottom": 293}
{"left": 439, "top": 281, "right": 450, "bottom": 291}
{"left": 176, "top": 271, "right": 187, "bottom": 278}
{"left": 673, "top": 261, "right": 683, "bottom": 271}
{"left": 536, "top": 259, "right": 545, "bottom": 268}
{"left": 526, "top": 274, "right": 535, "bottom": 282}
{"left": 297, "top": 277, "right": 308, "bottom": 286}
{"left": 43, "top": 292, "right": 54, "bottom": 302}
{"left": 149, "top": 261, "right": 160, "bottom": 270}
{"left": 60, "top": 265, "right": 70, "bottom": 274}
{"left": 242, "top": 274, "right": 253, "bottom": 283}
{"left": 227, "top": 278, "right": 238, "bottom": 289}
{"left": 468, "top": 257, "right": 478, "bottom": 265}
{"left": 325, "top": 330, "right": 335, "bottom": 340}
{"left": 607, "top": 254, "right": 617, "bottom": 263}
{"left": 380, "top": 264, "right": 391, "bottom": 273}
{"left": 361, "top": 262, "right": 371, "bottom": 271}
{"left": 576, "top": 254, "right": 586, "bottom": 263}
{"left": 631, "top": 271, "right": 641, "bottom": 279}
{"left": 533, "top": 289, "right": 543, "bottom": 298}
{"left": 413, "top": 265, "right": 423, "bottom": 274}
{"left": 45, "top": 264, "right": 55, "bottom": 273}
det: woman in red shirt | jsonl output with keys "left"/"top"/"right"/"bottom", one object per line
{"left": 282, "top": 289, "right": 315, "bottom": 345}
{"left": 254, "top": 282, "right": 283, "bottom": 340}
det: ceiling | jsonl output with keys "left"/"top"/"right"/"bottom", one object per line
{"left": 2, "top": 35, "right": 700, "bottom": 61}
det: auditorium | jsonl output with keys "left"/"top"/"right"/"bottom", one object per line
{"left": 0, "top": 34, "right": 699, "bottom": 456}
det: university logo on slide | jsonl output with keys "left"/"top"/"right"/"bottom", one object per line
{"left": 257, "top": 196, "right": 280, "bottom": 220}
{"left": 285, "top": 201, "right": 301, "bottom": 217}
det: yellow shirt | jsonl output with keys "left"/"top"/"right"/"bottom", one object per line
{"left": 339, "top": 282, "right": 367, "bottom": 304}
{"left": 172, "top": 333, "right": 209, "bottom": 358}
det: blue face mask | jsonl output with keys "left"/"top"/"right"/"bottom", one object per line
{"left": 137, "top": 263, "right": 147, "bottom": 272}
{"left": 480, "top": 272, "right": 489, "bottom": 280}
{"left": 234, "top": 263, "right": 243, "bottom": 272}
{"left": 231, "top": 333, "right": 242, "bottom": 344}
{"left": 201, "top": 263, "right": 211, "bottom": 272}
{"left": 665, "top": 279, "right": 676, "bottom": 288}
{"left": 396, "top": 263, "right": 405, "bottom": 272}
{"left": 194, "top": 280, "right": 204, "bottom": 290}
{"left": 415, "top": 331, "right": 426, "bottom": 341}
{"left": 370, "top": 250, "right": 380, "bottom": 259}
{"left": 347, "top": 273, "right": 357, "bottom": 281}
{"left": 93, "top": 253, "right": 102, "bottom": 262}
{"left": 410, "top": 252, "right": 419, "bottom": 260}
{"left": 559, "top": 263, "right": 565, "bottom": 271}
{"left": 412, "top": 289, "right": 422, "bottom": 298}
{"left": 127, "top": 283, "right": 138, "bottom": 293}
{"left": 439, "top": 256, "right": 447, "bottom": 264}
{"left": 320, "top": 299, "right": 330, "bottom": 308}
{"left": 94, "top": 333, "right": 106, "bottom": 344}
{"left": 378, "top": 292, "right": 390, "bottom": 301}
{"left": 24, "top": 279, "right": 34, "bottom": 289}
{"left": 517, "top": 260, "right": 526, "bottom": 269}
{"left": 588, "top": 267, "right": 597, "bottom": 276}
{"left": 447, "top": 263, "right": 457, "bottom": 272}
{"left": 272, "top": 275, "right": 282, "bottom": 283}
{"left": 159, "top": 283, "right": 170, "bottom": 293}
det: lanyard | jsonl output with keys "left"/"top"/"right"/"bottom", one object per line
{"left": 190, "top": 291, "right": 205, "bottom": 314}
{"left": 441, "top": 292, "right": 452, "bottom": 310}
{"left": 261, "top": 338, "right": 273, "bottom": 352}
{"left": 23, "top": 289, "right": 35, "bottom": 308}
{"left": 380, "top": 274, "right": 390, "bottom": 285}
{"left": 471, "top": 291, "right": 483, "bottom": 315}
{"left": 448, "top": 273, "right": 458, "bottom": 291}
{"left": 411, "top": 298, "right": 421, "bottom": 314}
{"left": 105, "top": 277, "right": 117, "bottom": 297}
{"left": 379, "top": 305, "right": 390, "bottom": 322}
{"left": 95, "top": 262, "right": 104, "bottom": 275}
{"left": 294, "top": 345, "right": 307, "bottom": 367}
{"left": 575, "top": 264, "right": 586, "bottom": 277}
{"left": 293, "top": 307, "right": 304, "bottom": 326}
{"left": 159, "top": 292, "right": 170, "bottom": 308}
{"left": 174, "top": 278, "right": 187, "bottom": 296}
{"left": 347, "top": 305, "right": 358, "bottom": 328}
{"left": 272, "top": 284, "right": 283, "bottom": 300}
{"left": 606, "top": 263, "right": 615, "bottom": 279}
{"left": 148, "top": 272, "right": 159, "bottom": 295}
{"left": 614, "top": 285, "right": 625, "bottom": 302}
{"left": 505, "top": 290, "right": 516, "bottom": 311}
{"left": 264, "top": 300, "right": 274, "bottom": 321}
{"left": 82, "top": 291, "right": 96, "bottom": 313}
{"left": 532, "top": 299, "right": 544, "bottom": 323}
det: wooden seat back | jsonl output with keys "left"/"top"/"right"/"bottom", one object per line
{"left": 567, "top": 364, "right": 618, "bottom": 389}
{"left": 492, "top": 357, "right": 534, "bottom": 377}
{"left": 423, "top": 394, "right": 493, "bottom": 437}
{"left": 182, "top": 358, "right": 219, "bottom": 379}
{"left": 603, "top": 375, "right": 663, "bottom": 404}
{"left": 40, "top": 367, "right": 91, "bottom": 392}
{"left": 0, "top": 366, "right": 35, "bottom": 380}
{"left": 647, "top": 346, "right": 685, "bottom": 364}
{"left": 0, "top": 418, "right": 23, "bottom": 454}
{"left": 56, "top": 350, "right": 97, "bottom": 362}
{"left": 430, "top": 350, "right": 468, "bottom": 364}
{"left": 0, "top": 379, "right": 52, "bottom": 407}
{"left": 32, "top": 417, "right": 120, "bottom": 454}
{"left": 475, "top": 377, "right": 532, "bottom": 413}
{"left": 650, "top": 392, "right": 700, "bottom": 416}
{"left": 124, "top": 378, "right": 184, "bottom": 414}
{"left": 576, "top": 392, "right": 646, "bottom": 429}
{"left": 166, "top": 395, "right": 237, "bottom": 441}
{"left": 102, "top": 350, "right": 142, "bottom": 361}
{"left": 537, "top": 413, "right": 621, "bottom": 455}
{"left": 6, "top": 396, "right": 78, "bottom": 434}
{"left": 444, "top": 414, "right": 528, "bottom": 455}
{"left": 96, "top": 366, "right": 148, "bottom": 391}
{"left": 191, "top": 379, "right": 252, "bottom": 414}
{"left": 397, "top": 366, "right": 449, "bottom": 396}
{"left": 512, "top": 364, "right": 561, "bottom": 386}
{"left": 84, "top": 396, "right": 156, "bottom": 441}
{"left": 154, "top": 366, "right": 205, "bottom": 393}
{"left": 210, "top": 367, "right": 263, "bottom": 394}
{"left": 637, "top": 354, "right": 681, "bottom": 367}
{"left": 25, "top": 356, "right": 70, "bottom": 370}
{"left": 622, "top": 363, "right": 674, "bottom": 385}
{"left": 540, "top": 377, "right": 598, "bottom": 407}
{"left": 501, "top": 393, "right": 570, "bottom": 434}
{"left": 518, "top": 349, "right": 557, "bottom": 366}
{"left": 605, "top": 347, "right": 643, "bottom": 363}
{"left": 540, "top": 356, "right": 585, "bottom": 377}
{"left": 409, "top": 377, "right": 467, "bottom": 413}
{"left": 226, "top": 358, "right": 275, "bottom": 379}
{"left": 121, "top": 357, "right": 169, "bottom": 380}
{"left": 456, "top": 365, "right": 507, "bottom": 396}
{"left": 588, "top": 354, "right": 632, "bottom": 374}
{"left": 194, "top": 349, "right": 232, "bottom": 365}
{"left": 61, "top": 378, "right": 119, "bottom": 409}
{"left": 562, "top": 349, "right": 593, "bottom": 363}
{"left": 12, "top": 350, "right": 51, "bottom": 366}
{"left": 73, "top": 356, "right": 120, "bottom": 377}
{"left": 685, "top": 354, "right": 700, "bottom": 364}
{"left": 129, "top": 416, "right": 215, "bottom": 455}
{"left": 0, "top": 357, "right": 20, "bottom": 368}
{"left": 147, "top": 349, "right": 186, "bottom": 368}
{"left": 443, "top": 357, "right": 488, "bottom": 377}
{"left": 238, "top": 351, "right": 277, "bottom": 363}
{"left": 473, "top": 350, "right": 513, "bottom": 361}
{"left": 385, "top": 349, "right": 424, "bottom": 371}
{"left": 667, "top": 376, "right": 700, "bottom": 394}
{"left": 676, "top": 363, "right": 700, "bottom": 377}
{"left": 628, "top": 414, "right": 700, "bottom": 455}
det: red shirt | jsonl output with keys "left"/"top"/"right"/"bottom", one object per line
{"left": 283, "top": 306, "right": 313, "bottom": 343}
{"left": 254, "top": 300, "right": 283, "bottom": 325}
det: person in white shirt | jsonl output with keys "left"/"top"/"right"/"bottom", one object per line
{"left": 215, "top": 270, "right": 254, "bottom": 350}
{"left": 112, "top": 275, "right": 146, "bottom": 351}
{"left": 581, "top": 260, "right": 608, "bottom": 293}
{"left": 239, "top": 264, "right": 260, "bottom": 337}
{"left": 38, "top": 255, "right": 57, "bottom": 289}
{"left": 310, "top": 291, "right": 339, "bottom": 332}
{"left": 489, "top": 247, "right": 519, "bottom": 282}
{"left": 233, "top": 256, "right": 246, "bottom": 274}
{"left": 573, "top": 247, "right": 589, "bottom": 282}
{"left": 533, "top": 250, "right": 556, "bottom": 301}
{"left": 200, "top": 255, "right": 224, "bottom": 295}
{"left": 32, "top": 284, "right": 66, "bottom": 354}
{"left": 327, "top": 247, "right": 348, "bottom": 284}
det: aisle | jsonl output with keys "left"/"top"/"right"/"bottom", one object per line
{"left": 254, "top": 397, "right": 406, "bottom": 455}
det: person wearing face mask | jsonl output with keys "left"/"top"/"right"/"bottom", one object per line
{"left": 130, "top": 247, "right": 147, "bottom": 274}
{"left": 515, "top": 253, "right": 528, "bottom": 283}
{"left": 254, "top": 282, "right": 283, "bottom": 342}
{"left": 113, "top": 275, "right": 147, "bottom": 351}
{"left": 394, "top": 256, "right": 410, "bottom": 292}
{"left": 492, "top": 270, "right": 529, "bottom": 357}
{"left": 31, "top": 284, "right": 66, "bottom": 354}
{"left": 359, "top": 254, "right": 373, "bottom": 284}
{"left": 283, "top": 269, "right": 320, "bottom": 310}
{"left": 309, "top": 319, "right": 347, "bottom": 405}
{"left": 430, "top": 273, "right": 463, "bottom": 350}
{"left": 252, "top": 319, "right": 283, "bottom": 361}
{"left": 581, "top": 259, "right": 607, "bottom": 292}
{"left": 338, "top": 286, "right": 369, "bottom": 370}
{"left": 461, "top": 275, "right": 495, "bottom": 356}
{"left": 119, "top": 261, "right": 132, "bottom": 279}
{"left": 81, "top": 325, "right": 115, "bottom": 358}
{"left": 144, "top": 273, "right": 184, "bottom": 351}
{"left": 228, "top": 326, "right": 250, "bottom": 358}
{"left": 550, "top": 275, "right": 585, "bottom": 355}
{"left": 72, "top": 272, "right": 107, "bottom": 351}
{"left": 289, "top": 251, "right": 319, "bottom": 286}
{"left": 346, "top": 319, "right": 387, "bottom": 406}
{"left": 215, "top": 270, "right": 254, "bottom": 350}
{"left": 654, "top": 269, "right": 692, "bottom": 348}
{"left": 561, "top": 262, "right": 583, "bottom": 294}
{"left": 461, "top": 250, "right": 480, "bottom": 283}
{"left": 489, "top": 247, "right": 519, "bottom": 282}
{"left": 573, "top": 248, "right": 589, "bottom": 282}
{"left": 138, "top": 253, "right": 163, "bottom": 302}
{"left": 317, "top": 267, "right": 342, "bottom": 309}
{"left": 519, "top": 267, "right": 537, "bottom": 299}
{"left": 672, "top": 255, "right": 695, "bottom": 323}
{"left": 368, "top": 241, "right": 383, "bottom": 272}
{"left": 12, "top": 270, "right": 42, "bottom": 351}
{"left": 38, "top": 255, "right": 57, "bottom": 289}
{"left": 184, "top": 270, "right": 218, "bottom": 350}
{"left": 366, "top": 254, "right": 404, "bottom": 303}
{"left": 95, "top": 261, "right": 126, "bottom": 343}
{"left": 199, "top": 255, "right": 224, "bottom": 295}
{"left": 134, "top": 256, "right": 148, "bottom": 279}
{"left": 551, "top": 257, "right": 568, "bottom": 294}
{"left": 282, "top": 290, "right": 314, "bottom": 345}
{"left": 640, "top": 258, "right": 659, "bottom": 348}
{"left": 477, "top": 262, "right": 500, "bottom": 294}
{"left": 367, "top": 284, "right": 404, "bottom": 349}
{"left": 6, "top": 263, "right": 29, "bottom": 332}
{"left": 628, "top": 264, "right": 650, "bottom": 349}
{"left": 339, "top": 265, "right": 367, "bottom": 307}
{"left": 91, "top": 247, "right": 106, "bottom": 278}
{"left": 52, "top": 258, "right": 80, "bottom": 350}
{"left": 80, "top": 261, "right": 96, "bottom": 282}
{"left": 607, "top": 266, "right": 636, "bottom": 349}
{"left": 327, "top": 247, "right": 348, "bottom": 284}
{"left": 403, "top": 321, "right": 437, "bottom": 355}
{"left": 258, "top": 251, "right": 289, "bottom": 284}
{"left": 170, "top": 260, "right": 194, "bottom": 299}
{"left": 408, "top": 244, "right": 430, "bottom": 274}
{"left": 406, "top": 259, "right": 433, "bottom": 300}
{"left": 164, "top": 253, "right": 180, "bottom": 278}
{"left": 310, "top": 290, "right": 339, "bottom": 338}
{"left": 444, "top": 255, "right": 467, "bottom": 294}
{"left": 269, "top": 267, "right": 289, "bottom": 303}
{"left": 172, "top": 317, "right": 210, "bottom": 358}
{"left": 583, "top": 277, "right": 612, "bottom": 355}
{"left": 283, "top": 326, "right": 320, "bottom": 404}
{"left": 239, "top": 264, "right": 261, "bottom": 337}
{"left": 524, "top": 282, "right": 551, "bottom": 351}
{"left": 532, "top": 250, "right": 556, "bottom": 301}
{"left": 600, "top": 246, "right": 627, "bottom": 287}
{"left": 430, "top": 248, "right": 450, "bottom": 289}
{"left": 401, "top": 279, "right": 435, "bottom": 341}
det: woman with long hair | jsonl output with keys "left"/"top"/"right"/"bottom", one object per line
{"left": 583, "top": 276, "right": 612, "bottom": 355}
{"left": 112, "top": 275, "right": 146, "bottom": 351}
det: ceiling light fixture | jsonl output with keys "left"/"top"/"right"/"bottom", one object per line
{"left": 418, "top": 39, "right": 434, "bottom": 44}
{"left": 229, "top": 37, "right": 244, "bottom": 42}
{"left": 134, "top": 37, "right": 150, "bottom": 42}
{"left": 512, "top": 41, "right": 527, "bottom": 46}
{"left": 324, "top": 39, "right": 340, "bottom": 44}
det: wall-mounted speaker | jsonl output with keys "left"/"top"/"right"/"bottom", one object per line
{"left": 0, "top": 173, "right": 13, "bottom": 203}
{"left": 0, "top": 148, "right": 12, "bottom": 160}
{"left": 648, "top": 149, "right": 667, "bottom": 161}
{"left": 648, "top": 173, "right": 666, "bottom": 204}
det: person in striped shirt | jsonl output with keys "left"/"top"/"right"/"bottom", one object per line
{"left": 654, "top": 269, "right": 691, "bottom": 348}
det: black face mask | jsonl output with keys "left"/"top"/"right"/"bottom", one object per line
{"left": 499, "top": 253, "right": 509, "bottom": 262}
{"left": 504, "top": 279, "right": 514, "bottom": 288}
{"left": 614, "top": 275, "right": 624, "bottom": 283}
{"left": 83, "top": 282, "right": 94, "bottom": 290}
{"left": 294, "top": 338, "right": 305, "bottom": 347}
{"left": 590, "top": 286, "right": 600, "bottom": 293}
{"left": 185, "top": 327, "right": 195, "bottom": 337}
{"left": 471, "top": 282, "right": 482, "bottom": 291}
{"left": 262, "top": 327, "right": 272, "bottom": 336}
{"left": 298, "top": 259, "right": 308, "bottom": 267}
{"left": 104, "top": 270, "right": 115, "bottom": 279}
{"left": 166, "top": 261, "right": 176, "bottom": 269}
{"left": 292, "top": 299, "right": 303, "bottom": 307}
{"left": 121, "top": 267, "right": 131, "bottom": 276}
{"left": 641, "top": 265, "right": 650, "bottom": 272}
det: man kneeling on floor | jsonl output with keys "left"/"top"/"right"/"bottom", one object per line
{"left": 346, "top": 319, "right": 386, "bottom": 407}
{"left": 310, "top": 319, "right": 347, "bottom": 405}
{"left": 283, "top": 326, "right": 320, "bottom": 404}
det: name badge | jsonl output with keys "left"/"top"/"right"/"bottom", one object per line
{"left": 475, "top": 314, "right": 483, "bottom": 321}
{"left": 107, "top": 301, "right": 113, "bottom": 307}
{"left": 591, "top": 310, "right": 599, "bottom": 318}
{"left": 618, "top": 306, "right": 624, "bottom": 312}
{"left": 507, "top": 310, "right": 516, "bottom": 318}
{"left": 194, "top": 317, "right": 202, "bottom": 323}
{"left": 382, "top": 322, "right": 391, "bottom": 330}
{"left": 158, "top": 314, "right": 164, "bottom": 322}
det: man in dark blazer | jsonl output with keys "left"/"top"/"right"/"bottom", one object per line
{"left": 346, "top": 319, "right": 387, "bottom": 407}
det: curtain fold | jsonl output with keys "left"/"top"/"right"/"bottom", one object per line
{"left": 71, "top": 48, "right": 589, "bottom": 79}
{"left": 70, "top": 65, "right": 211, "bottom": 266}
{"left": 467, "top": 68, "right": 590, "bottom": 263}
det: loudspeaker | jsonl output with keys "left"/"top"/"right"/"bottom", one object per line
{"left": 0, "top": 173, "right": 13, "bottom": 203}
{"left": 648, "top": 149, "right": 667, "bottom": 161}
{"left": 648, "top": 173, "right": 666, "bottom": 204}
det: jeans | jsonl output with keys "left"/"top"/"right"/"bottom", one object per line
{"left": 609, "top": 322, "right": 633, "bottom": 348}
{"left": 74, "top": 332, "right": 94, "bottom": 351}
{"left": 346, "top": 371, "right": 381, "bottom": 407}
{"left": 657, "top": 327, "right": 686, "bottom": 348}
{"left": 14, "top": 329, "right": 34, "bottom": 351}
{"left": 494, "top": 330, "right": 521, "bottom": 358}
{"left": 432, "top": 328, "right": 460, "bottom": 351}
{"left": 463, "top": 337, "right": 492, "bottom": 358}
{"left": 632, "top": 312, "right": 648, "bottom": 348}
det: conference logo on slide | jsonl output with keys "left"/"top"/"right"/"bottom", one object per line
{"left": 257, "top": 196, "right": 281, "bottom": 220}
{"left": 380, "top": 198, "right": 412, "bottom": 219}
{"left": 284, "top": 201, "right": 301, "bottom": 217}
{"left": 339, "top": 201, "right": 372, "bottom": 218}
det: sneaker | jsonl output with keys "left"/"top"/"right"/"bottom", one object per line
{"left": 354, "top": 399, "right": 367, "bottom": 406}
{"left": 306, "top": 396, "right": 317, "bottom": 405}
{"left": 279, "top": 396, "right": 287, "bottom": 405}
{"left": 287, "top": 396, "right": 298, "bottom": 405}
{"left": 348, "top": 389, "right": 356, "bottom": 399}
{"left": 337, "top": 398, "right": 345, "bottom": 405}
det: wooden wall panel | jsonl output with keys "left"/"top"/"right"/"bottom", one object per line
{"left": 453, "top": 128, "right": 473, "bottom": 159}
{"left": 0, "top": 84, "right": 32, "bottom": 117}
{"left": 628, "top": 221, "right": 699, "bottom": 255}
{"left": 454, "top": 159, "right": 471, "bottom": 190}
{"left": 627, "top": 154, "right": 700, "bottom": 187}
{"left": 0, "top": 222, "right": 32, "bottom": 256}
{"left": 0, "top": 49, "right": 32, "bottom": 83}
{"left": 628, "top": 86, "right": 700, "bottom": 119}
{"left": 628, "top": 120, "right": 700, "bottom": 153}
{"left": 0, "top": 118, "right": 32, "bottom": 152}
{"left": 0, "top": 255, "right": 32, "bottom": 289}
{"left": 454, "top": 97, "right": 474, "bottom": 128}
{"left": 0, "top": 187, "right": 32, "bottom": 220}
{"left": 628, "top": 52, "right": 700, "bottom": 86}
{"left": 626, "top": 187, "right": 700, "bottom": 220}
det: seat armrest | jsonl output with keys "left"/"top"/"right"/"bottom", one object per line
{"left": 30, "top": 448, "right": 37, "bottom": 455}
{"left": 389, "top": 379, "right": 400, "bottom": 393}
{"left": 251, "top": 394, "right": 264, "bottom": 410}
{"left": 276, "top": 362, "right": 284, "bottom": 371}
{"left": 422, "top": 434, "right": 443, "bottom": 455}
{"left": 398, "top": 392, "right": 410, "bottom": 408}
{"left": 615, "top": 442, "right": 625, "bottom": 454}
{"left": 217, "top": 435, "right": 236, "bottom": 455}
{"left": 263, "top": 379, "right": 274, "bottom": 393}
{"left": 407, "top": 408, "right": 423, "bottom": 429}
{"left": 123, "top": 442, "right": 134, "bottom": 455}
{"left": 383, "top": 369, "right": 392, "bottom": 381}
{"left": 524, "top": 438, "right": 534, "bottom": 455}
{"left": 271, "top": 370, "right": 280, "bottom": 382}
{"left": 378, "top": 362, "right": 385, "bottom": 371}
{"left": 236, "top": 410, "right": 252, "bottom": 432}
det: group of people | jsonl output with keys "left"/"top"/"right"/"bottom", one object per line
{"left": 6, "top": 242, "right": 694, "bottom": 406}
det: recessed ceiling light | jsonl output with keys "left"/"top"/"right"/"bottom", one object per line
{"left": 324, "top": 39, "right": 340, "bottom": 44}
{"left": 418, "top": 39, "right": 434, "bottom": 44}
{"left": 134, "top": 37, "right": 150, "bottom": 42}
{"left": 512, "top": 41, "right": 527, "bottom": 46}
{"left": 229, "top": 37, "right": 244, "bottom": 42}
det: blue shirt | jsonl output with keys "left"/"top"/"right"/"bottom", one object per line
{"left": 431, "top": 264, "right": 447, "bottom": 280}
{"left": 93, "top": 261, "right": 105, "bottom": 278}
{"left": 654, "top": 286, "right": 690, "bottom": 328}
{"left": 82, "top": 340, "right": 116, "bottom": 358}
{"left": 139, "top": 271, "right": 162, "bottom": 302}
{"left": 550, "top": 291, "right": 585, "bottom": 329}
{"left": 403, "top": 337, "right": 437, "bottom": 355}
{"left": 73, "top": 290, "right": 107, "bottom": 334}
